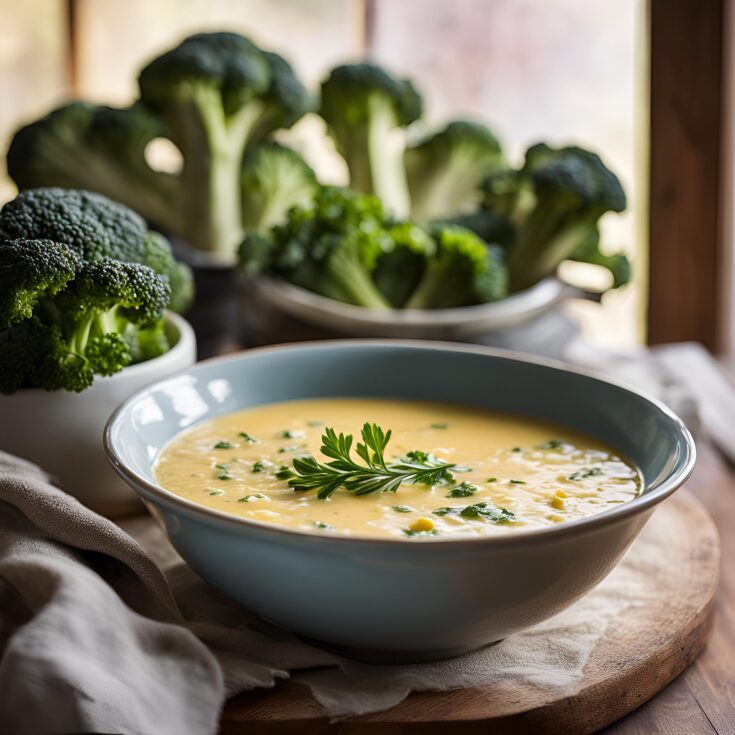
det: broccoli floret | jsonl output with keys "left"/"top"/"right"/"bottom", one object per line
{"left": 52, "top": 258, "right": 169, "bottom": 377}
{"left": 0, "top": 317, "right": 94, "bottom": 394}
{"left": 249, "top": 51, "right": 313, "bottom": 143}
{"left": 373, "top": 222, "right": 435, "bottom": 308}
{"left": 320, "top": 63, "right": 422, "bottom": 218}
{"left": 7, "top": 102, "right": 179, "bottom": 236}
{"left": 241, "top": 142, "right": 316, "bottom": 230}
{"left": 0, "top": 188, "right": 181, "bottom": 394}
{"left": 568, "top": 226, "right": 631, "bottom": 289}
{"left": 404, "top": 225, "right": 507, "bottom": 309}
{"left": 479, "top": 144, "right": 626, "bottom": 291}
{"left": 125, "top": 318, "right": 171, "bottom": 364}
{"left": 239, "top": 187, "right": 391, "bottom": 309}
{"left": 0, "top": 188, "right": 193, "bottom": 312}
{"left": 142, "top": 232, "right": 194, "bottom": 313}
{"left": 406, "top": 120, "right": 505, "bottom": 222}
{"left": 139, "top": 32, "right": 310, "bottom": 256}
{"left": 1, "top": 187, "right": 151, "bottom": 263}
{"left": 0, "top": 239, "right": 81, "bottom": 326}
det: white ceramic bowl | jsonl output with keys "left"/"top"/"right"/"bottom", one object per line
{"left": 238, "top": 275, "right": 601, "bottom": 346}
{"left": 105, "top": 341, "right": 695, "bottom": 661}
{"left": 0, "top": 312, "right": 196, "bottom": 517}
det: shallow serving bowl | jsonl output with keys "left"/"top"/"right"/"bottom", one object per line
{"left": 238, "top": 275, "right": 601, "bottom": 354}
{"left": 105, "top": 341, "right": 695, "bottom": 662}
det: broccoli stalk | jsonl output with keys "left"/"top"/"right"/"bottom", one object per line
{"left": 0, "top": 188, "right": 180, "bottom": 394}
{"left": 7, "top": 102, "right": 179, "bottom": 238}
{"left": 316, "top": 234, "right": 391, "bottom": 309}
{"left": 406, "top": 120, "right": 505, "bottom": 222}
{"left": 139, "top": 33, "right": 311, "bottom": 257}
{"left": 405, "top": 225, "right": 507, "bottom": 310}
{"left": 320, "top": 64, "right": 422, "bottom": 219}
{"left": 241, "top": 142, "right": 316, "bottom": 230}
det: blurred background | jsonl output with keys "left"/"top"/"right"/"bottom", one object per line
{"left": 0, "top": 0, "right": 732, "bottom": 364}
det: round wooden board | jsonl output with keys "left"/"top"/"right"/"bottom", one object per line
{"left": 221, "top": 489, "right": 720, "bottom": 735}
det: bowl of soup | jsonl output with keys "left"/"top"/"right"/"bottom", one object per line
{"left": 105, "top": 341, "right": 695, "bottom": 662}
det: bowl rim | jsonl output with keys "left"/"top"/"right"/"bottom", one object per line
{"left": 244, "top": 275, "right": 569, "bottom": 328}
{"left": 104, "top": 339, "right": 696, "bottom": 548}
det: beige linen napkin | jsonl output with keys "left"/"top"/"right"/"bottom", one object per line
{"left": 0, "top": 449, "right": 662, "bottom": 732}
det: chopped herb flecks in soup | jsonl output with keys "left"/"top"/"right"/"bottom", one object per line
{"left": 155, "top": 398, "right": 641, "bottom": 539}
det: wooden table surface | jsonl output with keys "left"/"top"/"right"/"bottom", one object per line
{"left": 221, "top": 439, "right": 734, "bottom": 734}
{"left": 600, "top": 440, "right": 734, "bottom": 735}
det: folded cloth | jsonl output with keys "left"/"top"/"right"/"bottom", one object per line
{"left": 0, "top": 451, "right": 335, "bottom": 735}
{"left": 0, "top": 450, "right": 675, "bottom": 732}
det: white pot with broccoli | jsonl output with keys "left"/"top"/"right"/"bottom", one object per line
{"left": 0, "top": 188, "right": 196, "bottom": 517}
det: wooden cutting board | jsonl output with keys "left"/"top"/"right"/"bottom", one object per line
{"left": 220, "top": 489, "right": 719, "bottom": 734}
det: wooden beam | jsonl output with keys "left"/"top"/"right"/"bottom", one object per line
{"left": 648, "top": 0, "right": 725, "bottom": 349}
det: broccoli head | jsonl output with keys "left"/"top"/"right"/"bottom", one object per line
{"left": 7, "top": 102, "right": 179, "bottom": 237}
{"left": 406, "top": 120, "right": 505, "bottom": 222}
{"left": 404, "top": 225, "right": 508, "bottom": 310}
{"left": 139, "top": 31, "right": 311, "bottom": 256}
{"left": 239, "top": 186, "right": 392, "bottom": 309}
{"left": 320, "top": 63, "right": 422, "bottom": 218}
{"left": 0, "top": 188, "right": 181, "bottom": 394}
{"left": 8, "top": 33, "right": 310, "bottom": 259}
{"left": 241, "top": 142, "right": 316, "bottom": 231}
{"left": 0, "top": 239, "right": 81, "bottom": 326}
{"left": 480, "top": 143, "right": 626, "bottom": 291}
{"left": 0, "top": 188, "right": 193, "bottom": 313}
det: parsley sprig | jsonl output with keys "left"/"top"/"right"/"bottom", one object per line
{"left": 281, "top": 423, "right": 455, "bottom": 499}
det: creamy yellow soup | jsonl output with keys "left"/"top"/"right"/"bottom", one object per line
{"left": 154, "top": 398, "right": 641, "bottom": 539}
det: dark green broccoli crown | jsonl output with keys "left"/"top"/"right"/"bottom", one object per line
{"left": 414, "top": 120, "right": 502, "bottom": 157}
{"left": 0, "top": 188, "right": 151, "bottom": 264}
{"left": 0, "top": 239, "right": 81, "bottom": 327}
{"left": 6, "top": 102, "right": 96, "bottom": 189}
{"left": 139, "top": 31, "right": 270, "bottom": 116}
{"left": 261, "top": 51, "right": 313, "bottom": 129}
{"left": 525, "top": 143, "right": 626, "bottom": 213}
{"left": 0, "top": 318, "right": 93, "bottom": 394}
{"left": 320, "top": 63, "right": 423, "bottom": 127}
{"left": 59, "top": 258, "right": 170, "bottom": 325}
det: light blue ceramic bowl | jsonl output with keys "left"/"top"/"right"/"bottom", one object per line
{"left": 105, "top": 341, "right": 695, "bottom": 662}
